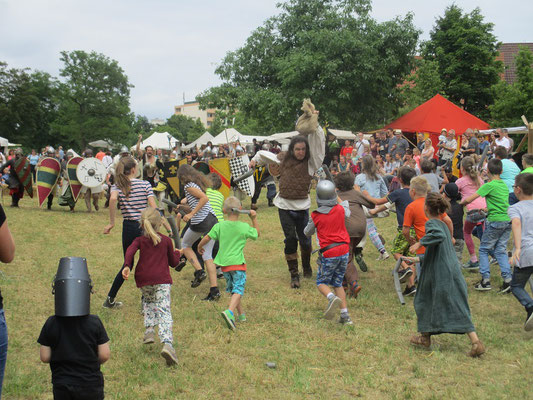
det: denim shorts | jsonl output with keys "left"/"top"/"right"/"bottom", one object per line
{"left": 223, "top": 270, "right": 247, "bottom": 296}
{"left": 316, "top": 252, "right": 349, "bottom": 287}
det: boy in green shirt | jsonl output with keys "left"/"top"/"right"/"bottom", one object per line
{"left": 198, "top": 196, "right": 259, "bottom": 330}
{"left": 521, "top": 154, "right": 533, "bottom": 175}
{"left": 461, "top": 159, "right": 512, "bottom": 292}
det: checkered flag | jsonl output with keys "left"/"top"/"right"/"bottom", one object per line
{"left": 229, "top": 156, "right": 254, "bottom": 197}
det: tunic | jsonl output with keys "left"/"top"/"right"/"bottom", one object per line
{"left": 414, "top": 219, "right": 475, "bottom": 334}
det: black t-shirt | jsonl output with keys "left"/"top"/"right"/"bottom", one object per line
{"left": 0, "top": 204, "right": 6, "bottom": 310}
{"left": 38, "top": 315, "right": 109, "bottom": 387}
{"left": 387, "top": 188, "right": 412, "bottom": 228}
{"left": 449, "top": 201, "right": 464, "bottom": 240}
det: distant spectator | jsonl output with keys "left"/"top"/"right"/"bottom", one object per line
{"left": 353, "top": 132, "right": 369, "bottom": 159}
{"left": 421, "top": 138, "right": 435, "bottom": 161}
{"left": 340, "top": 140, "right": 353, "bottom": 157}
{"left": 461, "top": 128, "right": 479, "bottom": 156}
{"left": 95, "top": 148, "right": 105, "bottom": 161}
{"left": 388, "top": 130, "right": 409, "bottom": 158}
{"left": 377, "top": 131, "right": 389, "bottom": 158}
{"left": 438, "top": 129, "right": 458, "bottom": 167}
{"left": 495, "top": 128, "right": 511, "bottom": 152}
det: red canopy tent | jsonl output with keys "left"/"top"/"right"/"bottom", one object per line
{"left": 384, "top": 94, "right": 490, "bottom": 149}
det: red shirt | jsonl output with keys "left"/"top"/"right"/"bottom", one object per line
{"left": 95, "top": 151, "right": 105, "bottom": 161}
{"left": 311, "top": 204, "right": 350, "bottom": 257}
{"left": 124, "top": 234, "right": 181, "bottom": 287}
{"left": 340, "top": 146, "right": 353, "bottom": 157}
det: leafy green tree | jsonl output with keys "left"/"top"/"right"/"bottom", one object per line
{"left": 490, "top": 46, "right": 533, "bottom": 129}
{"left": 52, "top": 50, "right": 133, "bottom": 149}
{"left": 198, "top": 0, "right": 419, "bottom": 133}
{"left": 132, "top": 114, "right": 151, "bottom": 135}
{"left": 422, "top": 5, "right": 502, "bottom": 118}
{"left": 399, "top": 58, "right": 444, "bottom": 114}
{"left": 166, "top": 114, "right": 205, "bottom": 142}
{"left": 0, "top": 63, "right": 59, "bottom": 150}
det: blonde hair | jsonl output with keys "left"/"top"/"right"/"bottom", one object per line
{"left": 223, "top": 196, "right": 242, "bottom": 214}
{"left": 115, "top": 156, "right": 137, "bottom": 198}
{"left": 460, "top": 156, "right": 481, "bottom": 188}
{"left": 410, "top": 176, "right": 431, "bottom": 195}
{"left": 141, "top": 208, "right": 162, "bottom": 246}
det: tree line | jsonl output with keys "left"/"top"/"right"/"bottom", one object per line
{"left": 1, "top": 0, "right": 532, "bottom": 151}
{"left": 199, "top": 0, "right": 533, "bottom": 136}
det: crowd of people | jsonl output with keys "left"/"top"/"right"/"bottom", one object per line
{"left": 1, "top": 118, "right": 532, "bottom": 398}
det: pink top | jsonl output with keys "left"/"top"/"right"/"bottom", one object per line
{"left": 456, "top": 176, "right": 486, "bottom": 211}
{"left": 413, "top": 155, "right": 421, "bottom": 169}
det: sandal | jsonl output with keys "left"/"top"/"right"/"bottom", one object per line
{"left": 468, "top": 340, "right": 485, "bottom": 358}
{"left": 410, "top": 333, "right": 431, "bottom": 348}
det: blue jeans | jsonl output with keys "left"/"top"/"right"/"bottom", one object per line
{"left": 511, "top": 266, "right": 533, "bottom": 309}
{"left": 0, "top": 309, "right": 7, "bottom": 398}
{"left": 479, "top": 221, "right": 512, "bottom": 281}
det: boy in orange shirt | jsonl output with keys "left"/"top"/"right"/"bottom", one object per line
{"left": 402, "top": 176, "right": 454, "bottom": 296}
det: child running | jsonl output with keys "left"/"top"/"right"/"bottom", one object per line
{"left": 405, "top": 193, "right": 485, "bottom": 357}
{"left": 304, "top": 180, "right": 353, "bottom": 325}
{"left": 508, "top": 173, "right": 533, "bottom": 331}
{"left": 198, "top": 196, "right": 259, "bottom": 330}
{"left": 335, "top": 171, "right": 375, "bottom": 297}
{"left": 122, "top": 208, "right": 182, "bottom": 365}
{"left": 461, "top": 158, "right": 512, "bottom": 293}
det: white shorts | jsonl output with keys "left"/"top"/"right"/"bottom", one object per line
{"left": 182, "top": 228, "right": 214, "bottom": 261}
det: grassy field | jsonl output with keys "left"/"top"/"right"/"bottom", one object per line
{"left": 1, "top": 192, "right": 532, "bottom": 399}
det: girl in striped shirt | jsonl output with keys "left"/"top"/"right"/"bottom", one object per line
{"left": 103, "top": 156, "right": 170, "bottom": 309}
{"left": 176, "top": 165, "right": 220, "bottom": 300}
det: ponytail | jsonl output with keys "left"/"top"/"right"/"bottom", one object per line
{"left": 460, "top": 156, "right": 481, "bottom": 188}
{"left": 141, "top": 208, "right": 162, "bottom": 246}
{"left": 116, "top": 156, "right": 137, "bottom": 197}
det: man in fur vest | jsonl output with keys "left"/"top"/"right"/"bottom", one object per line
{"left": 249, "top": 100, "right": 325, "bottom": 288}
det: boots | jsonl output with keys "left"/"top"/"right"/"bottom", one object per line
{"left": 301, "top": 248, "right": 312, "bottom": 278}
{"left": 11, "top": 194, "right": 19, "bottom": 208}
{"left": 286, "top": 253, "right": 300, "bottom": 289}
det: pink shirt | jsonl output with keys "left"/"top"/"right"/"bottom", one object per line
{"left": 456, "top": 176, "right": 486, "bottom": 211}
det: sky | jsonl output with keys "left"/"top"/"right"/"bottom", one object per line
{"left": 1, "top": 0, "right": 531, "bottom": 120}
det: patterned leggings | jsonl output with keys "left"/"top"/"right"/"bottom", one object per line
{"left": 366, "top": 218, "right": 385, "bottom": 253}
{"left": 141, "top": 284, "right": 173, "bottom": 344}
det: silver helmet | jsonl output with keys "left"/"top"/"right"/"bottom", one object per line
{"left": 316, "top": 180, "right": 336, "bottom": 201}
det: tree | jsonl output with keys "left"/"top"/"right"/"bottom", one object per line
{"left": 166, "top": 114, "right": 205, "bottom": 142}
{"left": 0, "top": 63, "right": 59, "bottom": 150}
{"left": 132, "top": 114, "right": 151, "bottom": 135}
{"left": 490, "top": 46, "right": 533, "bottom": 128}
{"left": 51, "top": 50, "right": 133, "bottom": 149}
{"left": 197, "top": 0, "right": 419, "bottom": 133}
{"left": 422, "top": 5, "right": 502, "bottom": 118}
{"left": 399, "top": 58, "right": 444, "bottom": 114}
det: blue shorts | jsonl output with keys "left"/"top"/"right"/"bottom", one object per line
{"left": 316, "top": 252, "right": 349, "bottom": 287}
{"left": 222, "top": 270, "right": 247, "bottom": 296}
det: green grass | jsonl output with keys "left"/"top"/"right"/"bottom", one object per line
{"left": 1, "top": 192, "right": 532, "bottom": 399}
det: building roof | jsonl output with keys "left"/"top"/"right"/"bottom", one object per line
{"left": 498, "top": 43, "right": 533, "bottom": 84}
{"left": 384, "top": 94, "right": 489, "bottom": 135}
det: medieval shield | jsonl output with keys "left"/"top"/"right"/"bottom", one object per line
{"left": 208, "top": 157, "right": 231, "bottom": 199}
{"left": 76, "top": 158, "right": 106, "bottom": 188}
{"left": 229, "top": 155, "right": 255, "bottom": 197}
{"left": 66, "top": 157, "right": 83, "bottom": 201}
{"left": 36, "top": 157, "right": 61, "bottom": 207}
{"left": 13, "top": 157, "right": 33, "bottom": 198}
{"left": 159, "top": 159, "right": 186, "bottom": 198}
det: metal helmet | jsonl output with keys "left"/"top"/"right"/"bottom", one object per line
{"left": 52, "top": 257, "right": 92, "bottom": 317}
{"left": 316, "top": 180, "right": 336, "bottom": 201}
{"left": 120, "top": 145, "right": 129, "bottom": 154}
{"left": 47, "top": 146, "right": 55, "bottom": 154}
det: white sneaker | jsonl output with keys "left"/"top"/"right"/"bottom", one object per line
{"left": 377, "top": 251, "right": 390, "bottom": 261}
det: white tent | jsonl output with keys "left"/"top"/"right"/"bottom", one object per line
{"left": 211, "top": 128, "right": 245, "bottom": 145}
{"left": 0, "top": 136, "right": 8, "bottom": 147}
{"left": 182, "top": 131, "right": 215, "bottom": 150}
{"left": 328, "top": 129, "right": 356, "bottom": 140}
{"left": 88, "top": 139, "right": 114, "bottom": 149}
{"left": 133, "top": 131, "right": 179, "bottom": 151}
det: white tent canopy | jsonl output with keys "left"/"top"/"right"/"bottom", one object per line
{"left": 88, "top": 139, "right": 114, "bottom": 149}
{"left": 133, "top": 131, "right": 179, "bottom": 151}
{"left": 182, "top": 131, "right": 214, "bottom": 150}
{"left": 211, "top": 128, "right": 265, "bottom": 145}
{"left": 0, "top": 136, "right": 8, "bottom": 147}
{"left": 328, "top": 129, "right": 356, "bottom": 140}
